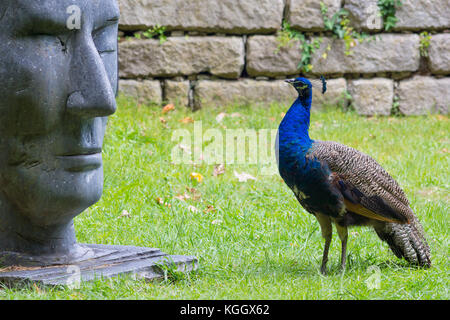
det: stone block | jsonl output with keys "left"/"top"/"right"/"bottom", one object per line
{"left": 313, "top": 78, "right": 348, "bottom": 109}
{"left": 310, "top": 34, "right": 420, "bottom": 74}
{"left": 394, "top": 0, "right": 450, "bottom": 31}
{"left": 287, "top": 0, "right": 342, "bottom": 31}
{"left": 349, "top": 78, "right": 394, "bottom": 116}
{"left": 119, "top": 79, "right": 162, "bottom": 104}
{"left": 344, "top": 0, "right": 383, "bottom": 31}
{"left": 119, "top": 37, "right": 245, "bottom": 79}
{"left": 246, "top": 36, "right": 302, "bottom": 77}
{"left": 194, "top": 80, "right": 297, "bottom": 108}
{"left": 397, "top": 76, "right": 450, "bottom": 115}
{"left": 164, "top": 80, "right": 190, "bottom": 107}
{"left": 429, "top": 34, "right": 450, "bottom": 75}
{"left": 118, "top": 0, "right": 284, "bottom": 34}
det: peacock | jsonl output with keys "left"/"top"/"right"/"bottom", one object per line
{"left": 276, "top": 76, "right": 431, "bottom": 274}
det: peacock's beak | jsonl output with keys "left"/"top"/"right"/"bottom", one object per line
{"left": 285, "top": 79, "right": 296, "bottom": 85}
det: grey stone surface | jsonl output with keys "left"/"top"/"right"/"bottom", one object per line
{"left": 429, "top": 34, "right": 450, "bottom": 75}
{"left": 287, "top": 0, "right": 342, "bottom": 31}
{"left": 310, "top": 34, "right": 420, "bottom": 74}
{"left": 394, "top": 0, "right": 450, "bottom": 31}
{"left": 397, "top": 76, "right": 450, "bottom": 115}
{"left": 349, "top": 78, "right": 394, "bottom": 116}
{"left": 164, "top": 80, "right": 190, "bottom": 107}
{"left": 119, "top": 80, "right": 162, "bottom": 104}
{"left": 313, "top": 78, "right": 348, "bottom": 109}
{"left": 246, "top": 36, "right": 302, "bottom": 77}
{"left": 118, "top": 0, "right": 284, "bottom": 34}
{"left": 344, "top": 0, "right": 383, "bottom": 31}
{"left": 194, "top": 79, "right": 347, "bottom": 109}
{"left": 194, "top": 80, "right": 297, "bottom": 108}
{"left": 0, "top": 244, "right": 197, "bottom": 286}
{"left": 119, "top": 37, "right": 245, "bottom": 79}
{"left": 0, "top": 0, "right": 120, "bottom": 261}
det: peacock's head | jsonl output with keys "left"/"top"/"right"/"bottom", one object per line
{"left": 285, "top": 76, "right": 327, "bottom": 99}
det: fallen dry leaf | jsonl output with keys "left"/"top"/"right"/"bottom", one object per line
{"left": 190, "top": 172, "right": 204, "bottom": 183}
{"left": 162, "top": 103, "right": 175, "bottom": 113}
{"left": 159, "top": 117, "right": 167, "bottom": 123}
{"left": 155, "top": 197, "right": 171, "bottom": 208}
{"left": 185, "top": 187, "right": 202, "bottom": 201}
{"left": 213, "top": 164, "right": 225, "bottom": 177}
{"left": 234, "top": 171, "right": 257, "bottom": 182}
{"left": 119, "top": 210, "right": 131, "bottom": 218}
{"left": 216, "top": 112, "right": 227, "bottom": 123}
{"left": 187, "top": 205, "right": 199, "bottom": 213}
{"left": 174, "top": 193, "right": 191, "bottom": 201}
{"left": 179, "top": 117, "right": 194, "bottom": 124}
{"left": 204, "top": 205, "right": 216, "bottom": 214}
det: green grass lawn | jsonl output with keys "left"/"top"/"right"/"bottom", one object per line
{"left": 1, "top": 97, "right": 448, "bottom": 299}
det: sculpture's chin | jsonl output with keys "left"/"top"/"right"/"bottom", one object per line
{"left": 2, "top": 165, "right": 104, "bottom": 227}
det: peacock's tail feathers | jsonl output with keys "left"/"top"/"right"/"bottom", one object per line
{"left": 374, "top": 216, "right": 431, "bottom": 267}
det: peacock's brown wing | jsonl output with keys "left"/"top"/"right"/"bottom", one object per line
{"left": 307, "top": 140, "right": 415, "bottom": 224}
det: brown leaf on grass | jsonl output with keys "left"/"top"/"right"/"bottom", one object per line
{"left": 204, "top": 205, "right": 216, "bottom": 214}
{"left": 174, "top": 192, "right": 191, "bottom": 201}
{"left": 155, "top": 197, "right": 171, "bottom": 208}
{"left": 187, "top": 205, "right": 199, "bottom": 213}
{"left": 179, "top": 117, "right": 194, "bottom": 124}
{"left": 213, "top": 164, "right": 225, "bottom": 177}
{"left": 119, "top": 210, "right": 131, "bottom": 218}
{"left": 159, "top": 117, "right": 167, "bottom": 123}
{"left": 33, "top": 283, "right": 42, "bottom": 294}
{"left": 234, "top": 171, "right": 257, "bottom": 182}
{"left": 186, "top": 187, "right": 202, "bottom": 201}
{"left": 216, "top": 112, "right": 227, "bottom": 123}
{"left": 190, "top": 172, "right": 204, "bottom": 183}
{"left": 162, "top": 103, "right": 175, "bottom": 114}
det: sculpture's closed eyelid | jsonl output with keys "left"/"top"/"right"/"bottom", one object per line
{"left": 92, "top": 27, "right": 117, "bottom": 55}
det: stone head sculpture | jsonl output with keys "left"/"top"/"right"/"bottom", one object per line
{"left": 0, "top": 0, "right": 119, "bottom": 265}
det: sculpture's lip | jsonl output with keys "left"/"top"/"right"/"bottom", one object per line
{"left": 56, "top": 152, "right": 102, "bottom": 172}
{"left": 58, "top": 148, "right": 102, "bottom": 157}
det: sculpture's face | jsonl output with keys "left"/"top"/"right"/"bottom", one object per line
{"left": 0, "top": 0, "right": 119, "bottom": 226}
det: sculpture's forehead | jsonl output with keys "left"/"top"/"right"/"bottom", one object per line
{"left": 9, "top": 0, "right": 119, "bottom": 27}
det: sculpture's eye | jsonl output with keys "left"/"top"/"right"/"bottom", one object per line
{"left": 92, "top": 25, "right": 117, "bottom": 55}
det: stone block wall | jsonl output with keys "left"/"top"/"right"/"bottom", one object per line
{"left": 117, "top": 0, "right": 449, "bottom": 115}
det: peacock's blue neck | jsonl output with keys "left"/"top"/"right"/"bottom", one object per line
{"left": 278, "top": 95, "right": 313, "bottom": 157}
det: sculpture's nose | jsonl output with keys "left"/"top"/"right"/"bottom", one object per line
{"left": 66, "top": 31, "right": 117, "bottom": 118}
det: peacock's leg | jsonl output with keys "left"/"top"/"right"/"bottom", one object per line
{"left": 315, "top": 212, "right": 332, "bottom": 275}
{"left": 335, "top": 224, "right": 348, "bottom": 272}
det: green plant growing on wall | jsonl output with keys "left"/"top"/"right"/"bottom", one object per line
{"left": 131, "top": 24, "right": 168, "bottom": 44}
{"left": 320, "top": 2, "right": 372, "bottom": 56}
{"left": 419, "top": 31, "right": 432, "bottom": 57}
{"left": 378, "top": 0, "right": 403, "bottom": 31}
{"left": 143, "top": 24, "right": 167, "bottom": 44}
{"left": 276, "top": 21, "right": 322, "bottom": 73}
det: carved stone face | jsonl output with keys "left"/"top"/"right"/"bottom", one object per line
{"left": 0, "top": 0, "right": 119, "bottom": 228}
